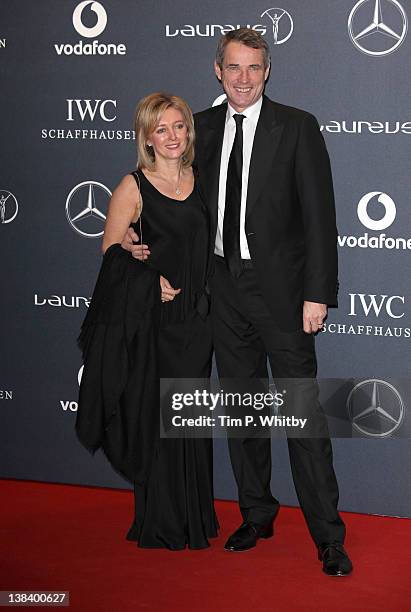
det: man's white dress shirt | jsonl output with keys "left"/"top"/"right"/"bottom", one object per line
{"left": 214, "top": 96, "right": 263, "bottom": 259}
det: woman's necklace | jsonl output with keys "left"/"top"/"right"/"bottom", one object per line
{"left": 174, "top": 166, "right": 182, "bottom": 195}
{"left": 157, "top": 166, "right": 182, "bottom": 196}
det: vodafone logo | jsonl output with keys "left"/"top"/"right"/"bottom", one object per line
{"left": 212, "top": 94, "right": 227, "bottom": 107}
{"left": 338, "top": 190, "right": 410, "bottom": 250}
{"left": 73, "top": 1, "right": 107, "bottom": 38}
{"left": 357, "top": 191, "right": 396, "bottom": 230}
{"left": 59, "top": 366, "right": 84, "bottom": 413}
{"left": 54, "top": 1, "right": 126, "bottom": 56}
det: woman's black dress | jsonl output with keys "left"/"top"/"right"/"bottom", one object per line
{"left": 126, "top": 169, "right": 218, "bottom": 549}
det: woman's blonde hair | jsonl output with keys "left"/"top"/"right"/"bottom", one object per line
{"left": 134, "top": 92, "right": 195, "bottom": 170}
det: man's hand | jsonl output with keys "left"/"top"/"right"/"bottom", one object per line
{"left": 120, "top": 229, "right": 178, "bottom": 301}
{"left": 160, "top": 276, "right": 181, "bottom": 302}
{"left": 303, "top": 301, "right": 327, "bottom": 334}
{"left": 121, "top": 227, "right": 151, "bottom": 260}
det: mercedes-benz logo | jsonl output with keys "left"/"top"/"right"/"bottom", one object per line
{"left": 348, "top": 0, "right": 408, "bottom": 56}
{"left": 261, "top": 8, "right": 294, "bottom": 45}
{"left": 0, "top": 190, "right": 18, "bottom": 224}
{"left": 65, "top": 180, "right": 111, "bottom": 238}
{"left": 347, "top": 379, "right": 405, "bottom": 437}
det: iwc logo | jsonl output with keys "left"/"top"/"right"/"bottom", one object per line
{"left": 65, "top": 181, "right": 111, "bottom": 238}
{"left": 0, "top": 390, "right": 13, "bottom": 400}
{"left": 347, "top": 379, "right": 405, "bottom": 437}
{"left": 0, "top": 190, "right": 18, "bottom": 224}
{"left": 348, "top": 0, "right": 407, "bottom": 56}
{"left": 322, "top": 292, "right": 410, "bottom": 339}
{"left": 41, "top": 98, "right": 135, "bottom": 142}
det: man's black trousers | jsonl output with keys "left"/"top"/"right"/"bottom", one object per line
{"left": 209, "top": 257, "right": 346, "bottom": 546}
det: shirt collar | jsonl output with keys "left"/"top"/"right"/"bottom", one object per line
{"left": 226, "top": 96, "right": 263, "bottom": 125}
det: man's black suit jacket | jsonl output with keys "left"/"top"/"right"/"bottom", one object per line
{"left": 194, "top": 95, "right": 338, "bottom": 332}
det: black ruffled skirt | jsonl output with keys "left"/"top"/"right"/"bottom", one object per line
{"left": 126, "top": 311, "right": 218, "bottom": 549}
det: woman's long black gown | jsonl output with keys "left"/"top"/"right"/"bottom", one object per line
{"left": 126, "top": 169, "right": 218, "bottom": 549}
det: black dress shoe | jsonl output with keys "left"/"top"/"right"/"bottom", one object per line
{"left": 318, "top": 543, "right": 353, "bottom": 576}
{"left": 224, "top": 522, "right": 274, "bottom": 552}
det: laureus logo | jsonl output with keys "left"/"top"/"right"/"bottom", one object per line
{"left": 348, "top": 0, "right": 408, "bottom": 56}
{"left": 165, "top": 7, "right": 293, "bottom": 43}
{"left": 54, "top": 1, "right": 127, "bottom": 56}
{"left": 0, "top": 191, "right": 18, "bottom": 224}
{"left": 261, "top": 8, "right": 294, "bottom": 44}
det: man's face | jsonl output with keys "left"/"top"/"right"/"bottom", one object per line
{"left": 214, "top": 42, "right": 269, "bottom": 113}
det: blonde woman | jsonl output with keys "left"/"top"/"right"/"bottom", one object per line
{"left": 101, "top": 93, "right": 217, "bottom": 550}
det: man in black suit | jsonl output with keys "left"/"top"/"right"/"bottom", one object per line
{"left": 124, "top": 28, "right": 352, "bottom": 575}
{"left": 193, "top": 28, "right": 351, "bottom": 576}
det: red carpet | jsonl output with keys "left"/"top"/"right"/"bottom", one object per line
{"left": 1, "top": 479, "right": 410, "bottom": 611}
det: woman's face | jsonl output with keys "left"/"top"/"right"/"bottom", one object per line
{"left": 147, "top": 107, "right": 188, "bottom": 163}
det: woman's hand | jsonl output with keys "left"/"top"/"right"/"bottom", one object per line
{"left": 160, "top": 276, "right": 181, "bottom": 302}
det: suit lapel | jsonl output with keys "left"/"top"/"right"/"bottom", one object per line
{"left": 246, "top": 96, "right": 284, "bottom": 219}
{"left": 200, "top": 104, "right": 226, "bottom": 229}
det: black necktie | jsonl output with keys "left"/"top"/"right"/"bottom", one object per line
{"left": 223, "top": 113, "right": 245, "bottom": 278}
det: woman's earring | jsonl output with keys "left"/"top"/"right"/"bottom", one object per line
{"left": 146, "top": 142, "right": 154, "bottom": 157}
